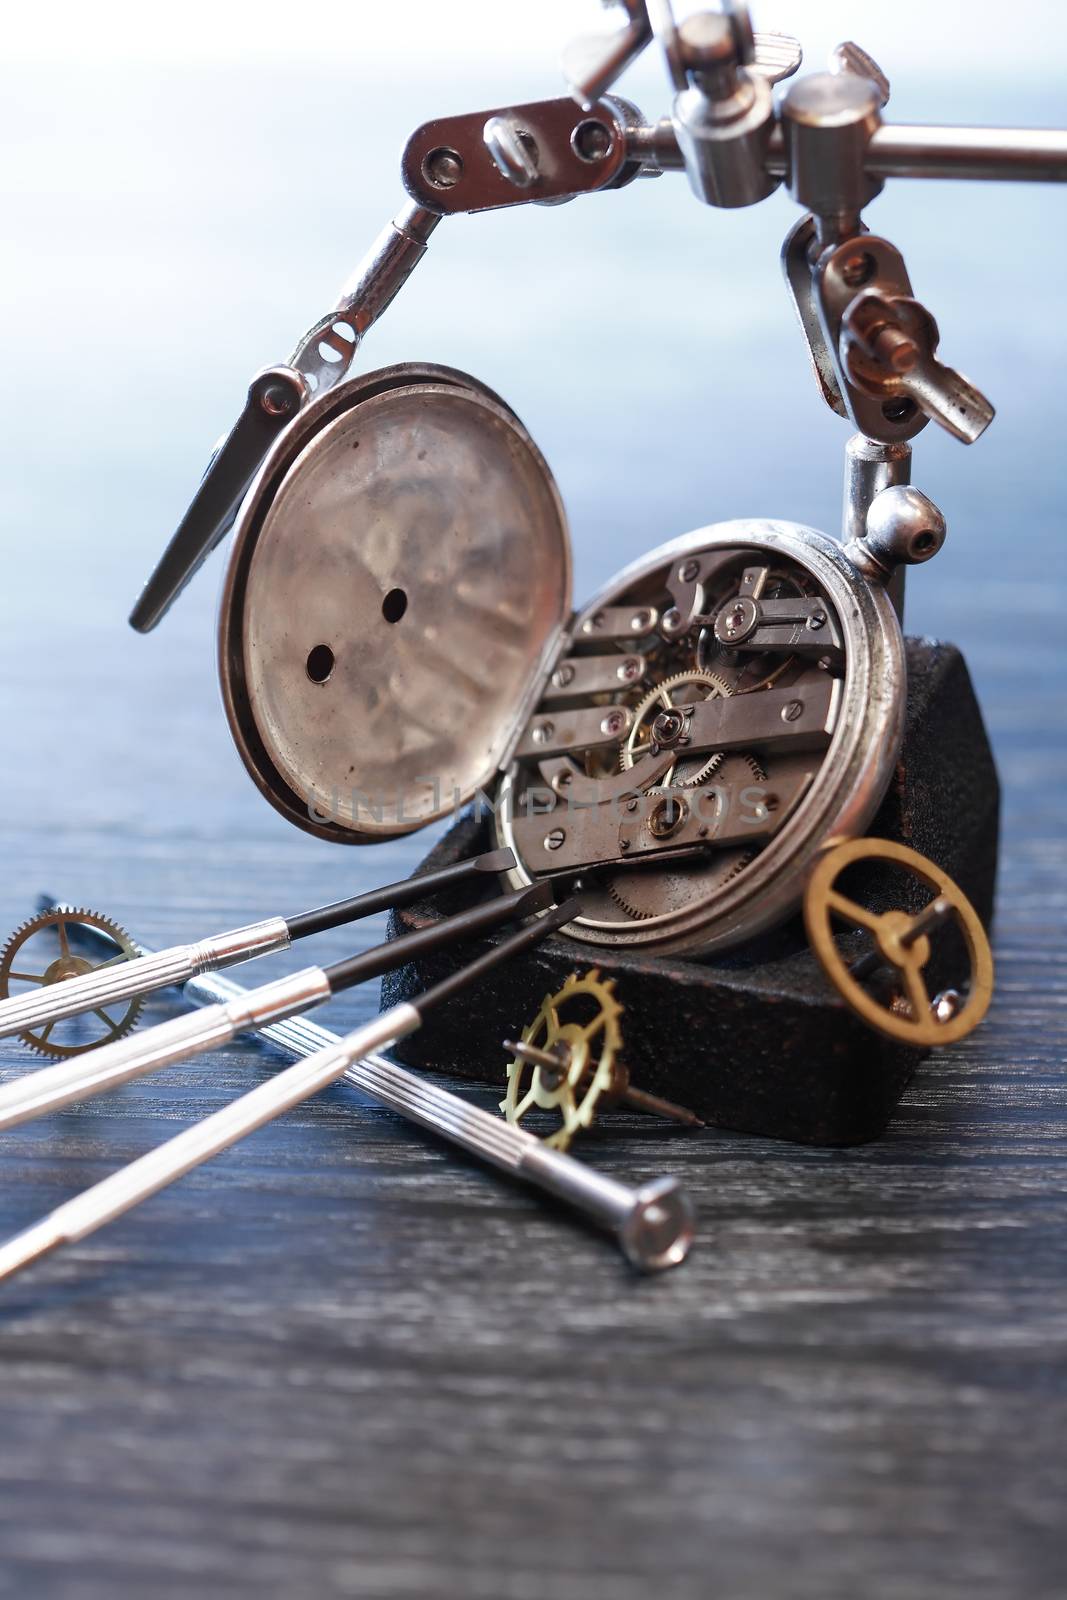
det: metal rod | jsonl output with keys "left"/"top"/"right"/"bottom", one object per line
{"left": 284, "top": 847, "right": 514, "bottom": 940}
{"left": 503, "top": 1038, "right": 568, "bottom": 1080}
{"left": 36, "top": 897, "right": 696, "bottom": 1272}
{"left": 841, "top": 433, "right": 912, "bottom": 621}
{"left": 504, "top": 1040, "right": 703, "bottom": 1130}
{"left": 900, "top": 896, "right": 953, "bottom": 947}
{"left": 629, "top": 119, "right": 1067, "bottom": 184}
{"left": 848, "top": 896, "right": 954, "bottom": 983}
{"left": 622, "top": 1085, "right": 704, "bottom": 1129}
{"left": 865, "top": 123, "right": 1067, "bottom": 183}
{"left": 331, "top": 202, "right": 441, "bottom": 335}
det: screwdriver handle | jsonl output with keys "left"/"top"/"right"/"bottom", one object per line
{"left": 49, "top": 1009, "right": 418, "bottom": 1244}
{"left": 0, "top": 919, "right": 289, "bottom": 1043}
{"left": 0, "top": 970, "right": 329, "bottom": 1132}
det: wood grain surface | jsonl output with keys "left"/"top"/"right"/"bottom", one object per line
{"left": 0, "top": 747, "right": 1064, "bottom": 1600}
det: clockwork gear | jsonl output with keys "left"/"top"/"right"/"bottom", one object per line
{"left": 620, "top": 669, "right": 734, "bottom": 788}
{"left": 804, "top": 837, "right": 994, "bottom": 1046}
{"left": 501, "top": 970, "right": 623, "bottom": 1150}
{"left": 697, "top": 564, "right": 819, "bottom": 692}
{"left": 604, "top": 751, "right": 768, "bottom": 920}
{"left": 501, "top": 970, "right": 701, "bottom": 1149}
{"left": 0, "top": 907, "right": 143, "bottom": 1058}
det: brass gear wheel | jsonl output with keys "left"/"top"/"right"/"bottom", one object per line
{"left": 805, "top": 837, "right": 994, "bottom": 1046}
{"left": 620, "top": 669, "right": 734, "bottom": 788}
{"left": 0, "top": 907, "right": 142, "bottom": 1058}
{"left": 501, "top": 970, "right": 623, "bottom": 1150}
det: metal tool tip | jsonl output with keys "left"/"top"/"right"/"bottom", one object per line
{"left": 0, "top": 1218, "right": 62, "bottom": 1284}
{"left": 517, "top": 880, "right": 557, "bottom": 917}
{"left": 547, "top": 895, "right": 581, "bottom": 930}
{"left": 474, "top": 847, "right": 516, "bottom": 873}
{"left": 128, "top": 594, "right": 159, "bottom": 634}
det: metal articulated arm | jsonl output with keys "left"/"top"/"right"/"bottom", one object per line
{"left": 129, "top": 0, "right": 1067, "bottom": 631}
{"left": 129, "top": 204, "right": 440, "bottom": 631}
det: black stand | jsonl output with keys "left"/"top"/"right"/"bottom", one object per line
{"left": 381, "top": 640, "right": 999, "bottom": 1146}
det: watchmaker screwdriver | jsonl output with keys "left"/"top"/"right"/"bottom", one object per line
{"left": 0, "top": 848, "right": 518, "bottom": 1046}
{"left": 0, "top": 898, "right": 694, "bottom": 1284}
{"left": 0, "top": 882, "right": 553, "bottom": 1131}
{"left": 0, "top": 899, "right": 694, "bottom": 1280}
{"left": 40, "top": 895, "right": 696, "bottom": 1272}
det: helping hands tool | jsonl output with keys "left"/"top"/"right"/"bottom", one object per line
{"left": 122, "top": 1, "right": 1060, "bottom": 960}
{"left": 36, "top": 895, "right": 696, "bottom": 1272}
{"left": 0, "top": 848, "right": 519, "bottom": 1053}
{"left": 0, "top": 899, "right": 695, "bottom": 1281}
{"left": 130, "top": 2, "right": 1066, "bottom": 643}
{"left": 0, "top": 882, "right": 553, "bottom": 1131}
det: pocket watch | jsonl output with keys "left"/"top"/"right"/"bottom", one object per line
{"left": 129, "top": 0, "right": 1060, "bottom": 956}
{"left": 205, "top": 357, "right": 941, "bottom": 957}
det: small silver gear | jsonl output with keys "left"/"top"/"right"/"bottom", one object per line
{"left": 0, "top": 906, "right": 142, "bottom": 1058}
{"left": 620, "top": 668, "right": 734, "bottom": 788}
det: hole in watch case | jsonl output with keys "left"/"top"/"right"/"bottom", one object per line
{"left": 382, "top": 588, "right": 408, "bottom": 624}
{"left": 306, "top": 644, "right": 335, "bottom": 683}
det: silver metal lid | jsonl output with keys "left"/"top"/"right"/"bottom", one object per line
{"left": 218, "top": 364, "right": 571, "bottom": 843}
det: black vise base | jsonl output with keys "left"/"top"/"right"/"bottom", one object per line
{"left": 381, "top": 640, "right": 999, "bottom": 1147}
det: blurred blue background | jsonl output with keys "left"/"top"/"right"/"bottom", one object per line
{"left": 0, "top": 0, "right": 1064, "bottom": 923}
